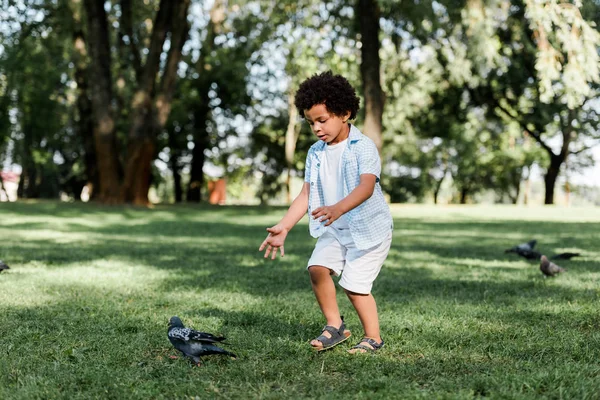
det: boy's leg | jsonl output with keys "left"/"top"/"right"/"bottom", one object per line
{"left": 337, "top": 231, "right": 392, "bottom": 353}
{"left": 308, "top": 265, "right": 343, "bottom": 346}
{"left": 344, "top": 290, "right": 381, "bottom": 352}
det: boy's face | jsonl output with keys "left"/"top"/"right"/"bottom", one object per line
{"left": 303, "top": 104, "right": 351, "bottom": 145}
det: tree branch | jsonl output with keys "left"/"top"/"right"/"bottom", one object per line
{"left": 468, "top": 87, "right": 556, "bottom": 156}
{"left": 120, "top": 0, "right": 142, "bottom": 80}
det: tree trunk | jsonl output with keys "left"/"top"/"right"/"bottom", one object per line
{"left": 544, "top": 154, "right": 562, "bottom": 205}
{"left": 155, "top": 0, "right": 190, "bottom": 128}
{"left": 357, "top": 0, "right": 385, "bottom": 153}
{"left": 0, "top": 175, "right": 7, "bottom": 201}
{"left": 187, "top": 103, "right": 210, "bottom": 202}
{"left": 70, "top": 1, "right": 98, "bottom": 200}
{"left": 122, "top": 0, "right": 189, "bottom": 205}
{"left": 285, "top": 89, "right": 300, "bottom": 204}
{"left": 119, "top": 0, "right": 142, "bottom": 80}
{"left": 433, "top": 174, "right": 445, "bottom": 205}
{"left": 543, "top": 110, "right": 574, "bottom": 205}
{"left": 83, "top": 0, "right": 122, "bottom": 203}
{"left": 171, "top": 156, "right": 183, "bottom": 203}
{"left": 460, "top": 186, "right": 469, "bottom": 204}
{"left": 510, "top": 169, "right": 521, "bottom": 204}
{"left": 186, "top": 0, "right": 224, "bottom": 202}
{"left": 167, "top": 123, "right": 183, "bottom": 203}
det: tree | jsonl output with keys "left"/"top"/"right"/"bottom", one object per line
{"left": 83, "top": 0, "right": 121, "bottom": 203}
{"left": 449, "top": 0, "right": 600, "bottom": 204}
{"left": 357, "top": 0, "right": 385, "bottom": 153}
{"left": 121, "top": 0, "right": 191, "bottom": 205}
{"left": 81, "top": 0, "right": 191, "bottom": 205}
{"left": 68, "top": 0, "right": 97, "bottom": 199}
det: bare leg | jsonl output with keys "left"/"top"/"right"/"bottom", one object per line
{"left": 308, "top": 265, "right": 342, "bottom": 347}
{"left": 344, "top": 289, "right": 382, "bottom": 353}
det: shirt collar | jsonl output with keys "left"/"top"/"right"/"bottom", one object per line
{"left": 316, "top": 123, "right": 362, "bottom": 153}
{"left": 348, "top": 124, "right": 363, "bottom": 143}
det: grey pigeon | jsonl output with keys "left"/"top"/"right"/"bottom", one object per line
{"left": 0, "top": 260, "right": 9, "bottom": 273}
{"left": 550, "top": 252, "right": 580, "bottom": 260}
{"left": 540, "top": 255, "right": 566, "bottom": 277}
{"left": 505, "top": 240, "right": 541, "bottom": 260}
{"left": 167, "top": 316, "right": 236, "bottom": 365}
{"left": 505, "top": 239, "right": 537, "bottom": 254}
{"left": 515, "top": 248, "right": 542, "bottom": 260}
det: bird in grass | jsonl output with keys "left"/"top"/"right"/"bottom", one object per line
{"left": 540, "top": 255, "right": 566, "bottom": 277}
{"left": 0, "top": 260, "right": 9, "bottom": 273}
{"left": 550, "top": 252, "right": 580, "bottom": 260}
{"left": 167, "top": 316, "right": 236, "bottom": 366}
{"left": 505, "top": 240, "right": 542, "bottom": 260}
{"left": 505, "top": 239, "right": 537, "bottom": 254}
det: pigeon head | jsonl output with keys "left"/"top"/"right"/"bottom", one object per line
{"left": 168, "top": 316, "right": 184, "bottom": 328}
{"left": 540, "top": 255, "right": 548, "bottom": 263}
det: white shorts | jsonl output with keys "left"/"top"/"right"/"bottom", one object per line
{"left": 307, "top": 227, "right": 392, "bottom": 294}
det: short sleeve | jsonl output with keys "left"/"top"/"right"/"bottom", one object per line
{"left": 304, "top": 149, "right": 312, "bottom": 183}
{"left": 357, "top": 140, "right": 381, "bottom": 180}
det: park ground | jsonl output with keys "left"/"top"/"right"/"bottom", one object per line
{"left": 1, "top": 202, "right": 599, "bottom": 399}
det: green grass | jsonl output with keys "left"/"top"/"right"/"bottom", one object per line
{"left": 1, "top": 201, "right": 600, "bottom": 399}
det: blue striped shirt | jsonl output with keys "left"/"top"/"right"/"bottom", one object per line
{"left": 304, "top": 124, "right": 393, "bottom": 250}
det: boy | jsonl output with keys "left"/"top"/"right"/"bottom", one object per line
{"left": 259, "top": 71, "right": 393, "bottom": 354}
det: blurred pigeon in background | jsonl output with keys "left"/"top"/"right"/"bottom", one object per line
{"left": 0, "top": 260, "right": 9, "bottom": 273}
{"left": 550, "top": 252, "right": 580, "bottom": 260}
{"left": 167, "top": 316, "right": 236, "bottom": 365}
{"left": 514, "top": 249, "right": 542, "bottom": 260}
{"left": 505, "top": 240, "right": 537, "bottom": 254}
{"left": 505, "top": 240, "right": 542, "bottom": 260}
{"left": 540, "top": 255, "right": 566, "bottom": 277}
{"left": 505, "top": 240, "right": 580, "bottom": 261}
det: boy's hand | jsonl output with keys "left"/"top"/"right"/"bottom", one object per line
{"left": 312, "top": 205, "right": 343, "bottom": 226}
{"left": 259, "top": 225, "right": 288, "bottom": 260}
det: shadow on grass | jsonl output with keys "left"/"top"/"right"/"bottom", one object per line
{"left": 3, "top": 204, "right": 600, "bottom": 398}
{"left": 1, "top": 221, "right": 596, "bottom": 308}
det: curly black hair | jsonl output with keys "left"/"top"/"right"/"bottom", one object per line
{"left": 294, "top": 71, "right": 360, "bottom": 120}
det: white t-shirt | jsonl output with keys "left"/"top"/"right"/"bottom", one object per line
{"left": 318, "top": 139, "right": 350, "bottom": 229}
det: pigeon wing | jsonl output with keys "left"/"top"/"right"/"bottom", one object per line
{"left": 169, "top": 327, "right": 225, "bottom": 344}
{"left": 168, "top": 327, "right": 195, "bottom": 342}
{"left": 188, "top": 330, "right": 226, "bottom": 344}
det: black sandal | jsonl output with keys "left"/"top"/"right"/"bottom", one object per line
{"left": 311, "top": 316, "right": 352, "bottom": 352}
{"left": 349, "top": 337, "right": 384, "bottom": 354}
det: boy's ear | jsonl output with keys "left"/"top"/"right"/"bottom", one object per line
{"left": 342, "top": 111, "right": 351, "bottom": 123}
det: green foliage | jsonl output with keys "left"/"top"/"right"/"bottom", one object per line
{"left": 524, "top": 0, "right": 600, "bottom": 108}
{"left": 1, "top": 0, "right": 599, "bottom": 204}
{"left": 0, "top": 0, "right": 89, "bottom": 198}
{"left": 2, "top": 203, "right": 600, "bottom": 398}
{"left": 380, "top": 0, "right": 600, "bottom": 204}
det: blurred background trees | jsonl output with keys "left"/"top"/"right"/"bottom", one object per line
{"left": 0, "top": 0, "right": 598, "bottom": 205}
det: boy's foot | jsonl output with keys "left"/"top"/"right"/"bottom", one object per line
{"left": 310, "top": 317, "right": 351, "bottom": 351}
{"left": 347, "top": 337, "right": 384, "bottom": 354}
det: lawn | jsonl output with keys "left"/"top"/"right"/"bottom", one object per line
{"left": 1, "top": 201, "right": 599, "bottom": 399}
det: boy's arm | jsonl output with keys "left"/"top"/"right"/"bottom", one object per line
{"left": 259, "top": 182, "right": 310, "bottom": 259}
{"left": 275, "top": 182, "right": 310, "bottom": 231}
{"left": 311, "top": 174, "right": 376, "bottom": 226}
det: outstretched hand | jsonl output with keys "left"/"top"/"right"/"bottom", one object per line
{"left": 259, "top": 224, "right": 288, "bottom": 260}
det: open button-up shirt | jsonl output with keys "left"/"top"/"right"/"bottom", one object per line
{"left": 304, "top": 124, "right": 393, "bottom": 250}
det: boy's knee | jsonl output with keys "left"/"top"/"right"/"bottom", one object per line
{"left": 308, "top": 265, "right": 333, "bottom": 282}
